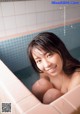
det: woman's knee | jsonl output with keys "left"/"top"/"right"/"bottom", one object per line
{"left": 43, "top": 88, "right": 62, "bottom": 104}
{"left": 32, "top": 78, "right": 53, "bottom": 94}
{"left": 32, "top": 78, "right": 53, "bottom": 102}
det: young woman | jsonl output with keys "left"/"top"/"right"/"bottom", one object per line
{"left": 28, "top": 32, "right": 80, "bottom": 104}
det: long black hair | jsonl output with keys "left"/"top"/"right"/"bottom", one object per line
{"left": 28, "top": 32, "right": 80, "bottom": 75}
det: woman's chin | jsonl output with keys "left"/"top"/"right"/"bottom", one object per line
{"left": 47, "top": 70, "right": 58, "bottom": 77}
{"left": 48, "top": 72, "right": 58, "bottom": 77}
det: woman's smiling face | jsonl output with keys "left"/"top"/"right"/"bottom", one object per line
{"left": 32, "top": 47, "right": 63, "bottom": 77}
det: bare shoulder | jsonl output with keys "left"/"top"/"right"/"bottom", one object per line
{"left": 68, "top": 69, "right": 80, "bottom": 91}
{"left": 72, "top": 69, "right": 80, "bottom": 80}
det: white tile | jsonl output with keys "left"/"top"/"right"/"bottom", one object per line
{"left": 17, "top": 26, "right": 28, "bottom": 34}
{"left": 0, "top": 60, "right": 21, "bottom": 85}
{"left": 3, "top": 16, "right": 16, "bottom": 30}
{"left": 26, "top": 13, "right": 36, "bottom": 26}
{"left": 1, "top": 2, "right": 14, "bottom": 16}
{"left": 44, "top": 17, "right": 64, "bottom": 28}
{"left": 44, "top": 0, "right": 55, "bottom": 11}
{"left": 36, "top": 12, "right": 45, "bottom": 24}
{"left": 0, "top": 87, "right": 16, "bottom": 114}
{"left": 0, "top": 4, "right": 2, "bottom": 17}
{"left": 27, "top": 25, "right": 37, "bottom": 31}
{"left": 26, "top": 1, "right": 36, "bottom": 13}
{"left": 45, "top": 21, "right": 59, "bottom": 28}
{"left": 17, "top": 95, "right": 39, "bottom": 113}
{"left": 56, "top": 10, "right": 64, "bottom": 22}
{"left": 45, "top": 21, "right": 54, "bottom": 27}
{"left": 0, "top": 60, "right": 31, "bottom": 102}
{"left": 36, "top": 23, "right": 45, "bottom": 30}
{"left": 14, "top": 1, "right": 26, "bottom": 15}
{"left": 26, "top": 104, "right": 59, "bottom": 114}
{"left": 0, "top": 30, "right": 6, "bottom": 38}
{"left": 66, "top": 6, "right": 80, "bottom": 21}
{"left": 7, "top": 80, "right": 31, "bottom": 103}
{"left": 0, "top": 17, "right": 5, "bottom": 30}
{"left": 35, "top": 1, "right": 45, "bottom": 12}
{"left": 6, "top": 28, "right": 17, "bottom": 36}
{"left": 45, "top": 10, "right": 64, "bottom": 23}
{"left": 16, "top": 15, "right": 26, "bottom": 27}
{"left": 24, "top": 26, "right": 31, "bottom": 32}
{"left": 45, "top": 11, "right": 55, "bottom": 23}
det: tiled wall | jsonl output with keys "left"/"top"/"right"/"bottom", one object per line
{"left": 0, "top": 0, "right": 80, "bottom": 72}
{"left": 0, "top": 22, "right": 80, "bottom": 72}
{"left": 0, "top": 0, "right": 80, "bottom": 40}
{"left": 1, "top": 59, "right": 80, "bottom": 114}
{"left": 0, "top": 33, "right": 37, "bottom": 71}
{"left": 0, "top": 2, "right": 80, "bottom": 112}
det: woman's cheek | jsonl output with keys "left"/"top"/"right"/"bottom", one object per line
{"left": 37, "top": 63, "right": 43, "bottom": 71}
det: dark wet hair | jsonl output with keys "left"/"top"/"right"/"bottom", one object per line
{"left": 28, "top": 32, "right": 80, "bottom": 75}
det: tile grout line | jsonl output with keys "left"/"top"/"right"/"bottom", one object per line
{"left": 63, "top": 97, "right": 77, "bottom": 110}
{"left": 24, "top": 103, "right": 41, "bottom": 114}
{"left": 52, "top": 105, "right": 63, "bottom": 114}
{"left": 50, "top": 101, "right": 63, "bottom": 114}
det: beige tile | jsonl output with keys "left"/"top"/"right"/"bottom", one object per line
{"left": 0, "top": 60, "right": 25, "bottom": 89}
{"left": 0, "top": 60, "right": 31, "bottom": 102}
{"left": 17, "top": 94, "right": 40, "bottom": 113}
{"left": 0, "top": 85, "right": 10, "bottom": 103}
{"left": 15, "top": 107, "right": 23, "bottom": 114}
{"left": 26, "top": 104, "right": 60, "bottom": 114}
{"left": 0, "top": 86, "right": 15, "bottom": 114}
{"left": 0, "top": 78, "right": 31, "bottom": 102}
{"left": 0, "top": 60, "right": 18, "bottom": 83}
{"left": 0, "top": 86, "right": 21, "bottom": 114}
{"left": 50, "top": 97, "right": 75, "bottom": 114}
{"left": 63, "top": 85, "right": 80, "bottom": 109}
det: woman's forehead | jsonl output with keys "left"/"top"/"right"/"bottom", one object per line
{"left": 32, "top": 47, "right": 46, "bottom": 55}
{"left": 32, "top": 47, "right": 48, "bottom": 59}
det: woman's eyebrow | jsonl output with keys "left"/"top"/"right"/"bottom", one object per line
{"left": 33, "top": 50, "right": 48, "bottom": 60}
{"left": 35, "top": 51, "right": 47, "bottom": 55}
{"left": 34, "top": 57, "right": 40, "bottom": 60}
{"left": 34, "top": 52, "right": 47, "bottom": 60}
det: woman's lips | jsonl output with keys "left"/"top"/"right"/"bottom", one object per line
{"left": 46, "top": 65, "right": 57, "bottom": 73}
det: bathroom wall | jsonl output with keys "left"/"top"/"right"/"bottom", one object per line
{"left": 0, "top": 0, "right": 80, "bottom": 72}
{"left": 0, "top": 0, "right": 80, "bottom": 40}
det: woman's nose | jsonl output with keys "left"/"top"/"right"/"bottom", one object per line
{"left": 43, "top": 59, "right": 51, "bottom": 68}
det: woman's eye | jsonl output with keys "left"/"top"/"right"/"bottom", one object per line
{"left": 36, "top": 60, "right": 41, "bottom": 64}
{"left": 47, "top": 53, "right": 52, "bottom": 57}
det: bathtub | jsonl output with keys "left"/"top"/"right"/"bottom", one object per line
{"left": 0, "top": 59, "right": 80, "bottom": 114}
{"left": 14, "top": 46, "right": 80, "bottom": 93}
{"left": 14, "top": 66, "right": 39, "bottom": 91}
{"left": 0, "top": 21, "right": 80, "bottom": 113}
{"left": 0, "top": 51, "right": 80, "bottom": 114}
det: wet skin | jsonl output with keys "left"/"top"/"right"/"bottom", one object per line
{"left": 32, "top": 47, "right": 80, "bottom": 94}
